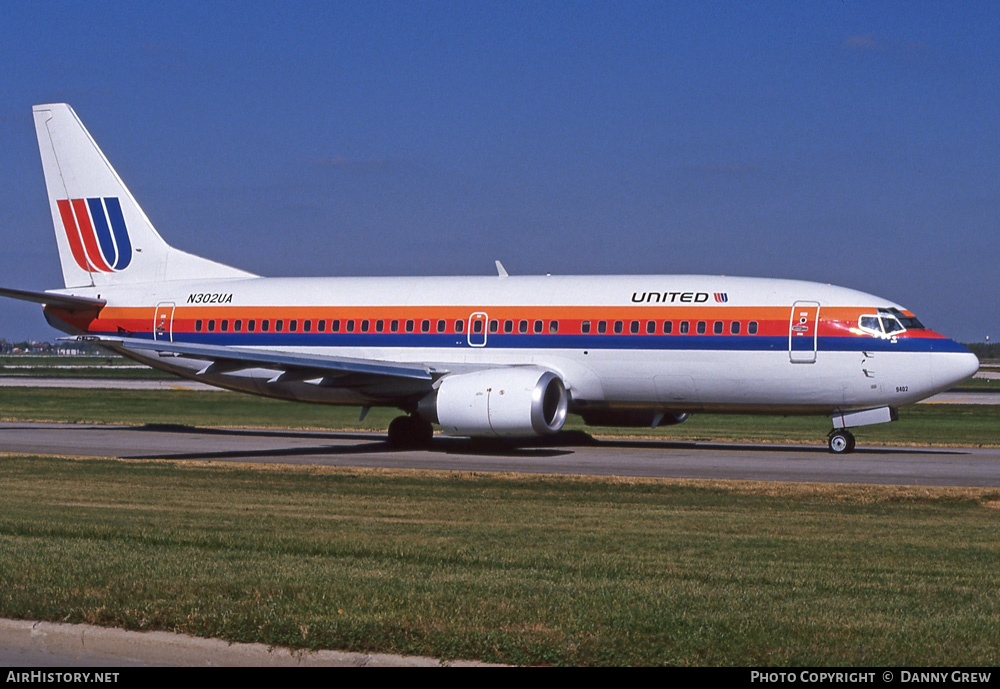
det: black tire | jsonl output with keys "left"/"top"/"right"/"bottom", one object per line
{"left": 828, "top": 429, "right": 856, "bottom": 454}
{"left": 387, "top": 415, "right": 433, "bottom": 448}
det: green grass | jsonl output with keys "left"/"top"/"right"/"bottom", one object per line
{"left": 1, "top": 355, "right": 172, "bottom": 379}
{"left": 950, "top": 377, "right": 1000, "bottom": 392}
{"left": 1, "top": 456, "right": 998, "bottom": 666}
{"left": 1, "top": 386, "right": 998, "bottom": 447}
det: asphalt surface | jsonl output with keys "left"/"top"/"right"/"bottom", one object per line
{"left": 1, "top": 421, "right": 998, "bottom": 487}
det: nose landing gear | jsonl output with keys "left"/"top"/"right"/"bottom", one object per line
{"left": 827, "top": 429, "right": 856, "bottom": 454}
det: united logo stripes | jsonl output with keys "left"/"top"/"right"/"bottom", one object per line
{"left": 57, "top": 197, "right": 132, "bottom": 272}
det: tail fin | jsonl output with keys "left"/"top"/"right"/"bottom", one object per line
{"left": 32, "top": 104, "right": 254, "bottom": 288}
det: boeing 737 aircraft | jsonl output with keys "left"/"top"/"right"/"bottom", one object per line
{"left": 1, "top": 104, "right": 979, "bottom": 453}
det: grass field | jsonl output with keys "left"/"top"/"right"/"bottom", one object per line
{"left": 1, "top": 355, "right": 172, "bottom": 379}
{"left": 2, "top": 456, "right": 998, "bottom": 666}
{"left": 1, "top": 372, "right": 997, "bottom": 665}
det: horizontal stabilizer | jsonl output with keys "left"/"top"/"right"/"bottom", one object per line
{"left": 0, "top": 286, "right": 106, "bottom": 311}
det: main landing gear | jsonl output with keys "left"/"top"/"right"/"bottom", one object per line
{"left": 827, "top": 429, "right": 856, "bottom": 454}
{"left": 387, "top": 415, "right": 434, "bottom": 449}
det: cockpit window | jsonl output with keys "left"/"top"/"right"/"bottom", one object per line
{"left": 859, "top": 315, "right": 882, "bottom": 333}
{"left": 887, "top": 308, "right": 925, "bottom": 330}
{"left": 881, "top": 317, "right": 904, "bottom": 334}
{"left": 859, "top": 308, "right": 924, "bottom": 337}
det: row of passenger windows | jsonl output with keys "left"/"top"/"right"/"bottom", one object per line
{"left": 193, "top": 317, "right": 760, "bottom": 336}
{"left": 579, "top": 319, "right": 759, "bottom": 335}
{"left": 194, "top": 318, "right": 466, "bottom": 334}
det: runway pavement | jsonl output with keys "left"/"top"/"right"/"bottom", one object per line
{"left": 1, "top": 421, "right": 997, "bottom": 487}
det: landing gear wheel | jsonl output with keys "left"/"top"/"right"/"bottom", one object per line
{"left": 827, "top": 429, "right": 856, "bottom": 454}
{"left": 387, "top": 415, "right": 434, "bottom": 448}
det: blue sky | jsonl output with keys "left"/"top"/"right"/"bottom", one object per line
{"left": 2, "top": 1, "right": 997, "bottom": 342}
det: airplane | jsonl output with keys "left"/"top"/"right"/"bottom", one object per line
{"left": 0, "top": 103, "right": 980, "bottom": 453}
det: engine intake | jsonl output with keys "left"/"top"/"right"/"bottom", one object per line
{"left": 419, "top": 368, "right": 568, "bottom": 438}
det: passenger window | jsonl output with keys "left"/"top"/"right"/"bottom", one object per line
{"left": 208, "top": 319, "right": 216, "bottom": 332}
{"left": 248, "top": 320, "right": 256, "bottom": 332}
{"left": 613, "top": 321, "right": 623, "bottom": 334}
{"left": 680, "top": 321, "right": 689, "bottom": 334}
{"left": 455, "top": 319, "right": 464, "bottom": 333}
{"left": 331, "top": 319, "right": 340, "bottom": 332}
{"left": 361, "top": 320, "right": 369, "bottom": 332}
{"left": 696, "top": 321, "right": 706, "bottom": 334}
{"left": 346, "top": 320, "right": 354, "bottom": 333}
{"left": 235, "top": 320, "right": 242, "bottom": 332}
{"left": 581, "top": 320, "right": 591, "bottom": 334}
{"left": 748, "top": 321, "right": 758, "bottom": 335}
{"left": 221, "top": 320, "right": 229, "bottom": 332}
{"left": 549, "top": 320, "right": 558, "bottom": 334}
{"left": 195, "top": 319, "right": 203, "bottom": 332}
{"left": 304, "top": 320, "right": 311, "bottom": 332}
{"left": 289, "top": 320, "right": 297, "bottom": 332}
{"left": 275, "top": 320, "right": 283, "bottom": 332}
{"left": 472, "top": 320, "right": 483, "bottom": 334}
{"left": 663, "top": 321, "right": 672, "bottom": 334}
{"left": 598, "top": 321, "right": 607, "bottom": 334}
{"left": 262, "top": 320, "right": 270, "bottom": 332}
{"left": 421, "top": 319, "right": 430, "bottom": 333}
{"left": 646, "top": 320, "right": 655, "bottom": 334}
{"left": 534, "top": 320, "right": 543, "bottom": 333}
{"left": 519, "top": 320, "right": 528, "bottom": 333}
{"left": 390, "top": 320, "right": 399, "bottom": 332}
{"left": 405, "top": 320, "right": 414, "bottom": 333}
{"left": 504, "top": 320, "right": 513, "bottom": 333}
{"left": 489, "top": 320, "right": 498, "bottom": 333}
{"left": 376, "top": 320, "right": 384, "bottom": 332}
{"left": 713, "top": 321, "right": 723, "bottom": 335}
{"left": 437, "top": 319, "right": 446, "bottom": 333}
{"left": 630, "top": 321, "right": 639, "bottom": 334}
{"left": 730, "top": 321, "right": 740, "bottom": 335}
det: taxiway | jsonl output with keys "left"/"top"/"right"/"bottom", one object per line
{"left": 1, "top": 421, "right": 997, "bottom": 487}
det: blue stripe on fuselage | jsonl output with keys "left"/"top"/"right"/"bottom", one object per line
{"left": 129, "top": 332, "right": 971, "bottom": 354}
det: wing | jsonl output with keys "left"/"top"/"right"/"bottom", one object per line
{"left": 70, "top": 335, "right": 445, "bottom": 402}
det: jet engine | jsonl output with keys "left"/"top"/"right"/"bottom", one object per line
{"left": 418, "top": 367, "right": 568, "bottom": 438}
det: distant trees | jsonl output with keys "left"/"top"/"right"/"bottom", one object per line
{"left": 963, "top": 342, "right": 999, "bottom": 364}
{"left": 0, "top": 339, "right": 111, "bottom": 355}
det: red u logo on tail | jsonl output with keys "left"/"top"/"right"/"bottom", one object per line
{"left": 57, "top": 197, "right": 132, "bottom": 272}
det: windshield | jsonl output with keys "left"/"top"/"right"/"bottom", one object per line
{"left": 858, "top": 308, "right": 925, "bottom": 336}
{"left": 886, "top": 307, "right": 925, "bottom": 330}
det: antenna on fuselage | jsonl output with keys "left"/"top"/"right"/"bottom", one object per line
{"left": 495, "top": 260, "right": 509, "bottom": 278}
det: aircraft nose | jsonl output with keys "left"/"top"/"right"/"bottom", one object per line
{"left": 931, "top": 348, "right": 980, "bottom": 390}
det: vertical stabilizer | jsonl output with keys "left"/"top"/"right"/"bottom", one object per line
{"left": 33, "top": 104, "right": 254, "bottom": 288}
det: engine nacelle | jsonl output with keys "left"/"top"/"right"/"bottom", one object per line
{"left": 419, "top": 368, "right": 568, "bottom": 438}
